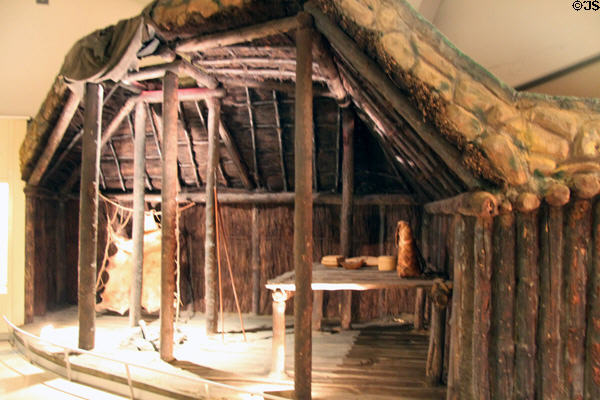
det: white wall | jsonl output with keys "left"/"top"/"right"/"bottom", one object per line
{"left": 0, "top": 118, "right": 27, "bottom": 335}
{"left": 0, "top": 0, "right": 147, "bottom": 117}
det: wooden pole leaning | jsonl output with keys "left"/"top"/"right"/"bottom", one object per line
{"left": 130, "top": 101, "right": 146, "bottom": 327}
{"left": 294, "top": 12, "right": 314, "bottom": 400}
{"left": 78, "top": 82, "right": 103, "bottom": 350}
{"left": 205, "top": 97, "right": 221, "bottom": 335}
{"left": 160, "top": 71, "right": 179, "bottom": 361}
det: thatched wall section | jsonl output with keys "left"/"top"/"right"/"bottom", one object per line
{"left": 180, "top": 202, "right": 421, "bottom": 320}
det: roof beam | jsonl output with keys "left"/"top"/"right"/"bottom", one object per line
{"left": 176, "top": 16, "right": 298, "bottom": 53}
{"left": 306, "top": 3, "right": 483, "bottom": 190}
{"left": 245, "top": 87, "right": 261, "bottom": 188}
{"left": 312, "top": 33, "right": 348, "bottom": 103}
{"left": 28, "top": 91, "right": 80, "bottom": 185}
{"left": 178, "top": 103, "right": 202, "bottom": 188}
{"left": 272, "top": 91, "right": 288, "bottom": 191}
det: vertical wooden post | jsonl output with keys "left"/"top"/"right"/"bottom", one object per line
{"left": 312, "top": 290, "right": 323, "bottom": 331}
{"left": 586, "top": 200, "right": 600, "bottom": 398}
{"left": 160, "top": 71, "right": 178, "bottom": 360}
{"left": 205, "top": 97, "right": 221, "bottom": 335}
{"left": 271, "top": 290, "right": 288, "bottom": 377}
{"left": 490, "top": 211, "right": 515, "bottom": 400}
{"left": 563, "top": 199, "right": 590, "bottom": 399}
{"left": 427, "top": 303, "right": 447, "bottom": 385}
{"left": 414, "top": 288, "right": 426, "bottom": 330}
{"left": 130, "top": 101, "right": 146, "bottom": 327}
{"left": 537, "top": 205, "right": 563, "bottom": 399}
{"left": 446, "top": 215, "right": 462, "bottom": 400}
{"left": 251, "top": 206, "right": 260, "bottom": 315}
{"left": 78, "top": 82, "right": 103, "bottom": 350}
{"left": 471, "top": 216, "right": 493, "bottom": 400}
{"left": 377, "top": 205, "right": 386, "bottom": 314}
{"left": 24, "top": 194, "right": 35, "bottom": 324}
{"left": 514, "top": 210, "right": 539, "bottom": 399}
{"left": 459, "top": 216, "right": 475, "bottom": 399}
{"left": 294, "top": 12, "right": 314, "bottom": 400}
{"left": 55, "top": 200, "right": 66, "bottom": 305}
{"left": 340, "top": 106, "right": 354, "bottom": 330}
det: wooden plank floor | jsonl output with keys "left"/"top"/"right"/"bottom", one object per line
{"left": 310, "top": 325, "right": 446, "bottom": 399}
{"left": 21, "top": 307, "right": 446, "bottom": 399}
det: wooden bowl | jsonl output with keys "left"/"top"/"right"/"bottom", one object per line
{"left": 378, "top": 256, "right": 396, "bottom": 271}
{"left": 340, "top": 259, "right": 365, "bottom": 270}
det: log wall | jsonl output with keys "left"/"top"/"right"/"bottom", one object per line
{"left": 445, "top": 198, "right": 600, "bottom": 399}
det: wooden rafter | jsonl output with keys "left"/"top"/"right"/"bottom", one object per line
{"left": 272, "top": 90, "right": 288, "bottom": 191}
{"left": 176, "top": 16, "right": 298, "bottom": 53}
{"left": 312, "top": 107, "right": 319, "bottom": 191}
{"left": 145, "top": 103, "right": 163, "bottom": 161}
{"left": 306, "top": 3, "right": 483, "bottom": 190}
{"left": 178, "top": 103, "right": 202, "bottom": 188}
{"left": 150, "top": 105, "right": 184, "bottom": 190}
{"left": 193, "top": 103, "right": 228, "bottom": 186}
{"left": 312, "top": 33, "right": 347, "bottom": 103}
{"left": 108, "top": 139, "right": 126, "bottom": 192}
{"left": 28, "top": 91, "right": 80, "bottom": 185}
{"left": 245, "top": 87, "right": 261, "bottom": 188}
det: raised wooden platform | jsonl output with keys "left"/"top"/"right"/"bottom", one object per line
{"left": 266, "top": 263, "right": 437, "bottom": 291}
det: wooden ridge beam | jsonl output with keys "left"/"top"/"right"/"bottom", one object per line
{"left": 28, "top": 91, "right": 80, "bottom": 185}
{"left": 176, "top": 16, "right": 298, "bottom": 53}
{"left": 306, "top": 3, "right": 483, "bottom": 190}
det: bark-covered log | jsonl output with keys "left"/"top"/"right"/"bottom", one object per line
{"left": 427, "top": 301, "right": 446, "bottom": 385}
{"left": 78, "top": 83, "right": 103, "bottom": 350}
{"left": 490, "top": 211, "right": 515, "bottom": 400}
{"left": 294, "top": 12, "right": 314, "bottom": 400}
{"left": 472, "top": 217, "right": 493, "bottom": 400}
{"left": 514, "top": 210, "right": 539, "bottom": 399}
{"left": 537, "top": 205, "right": 563, "bottom": 399}
{"left": 563, "top": 199, "right": 591, "bottom": 399}
{"left": 586, "top": 200, "right": 600, "bottom": 399}
{"left": 456, "top": 216, "right": 475, "bottom": 399}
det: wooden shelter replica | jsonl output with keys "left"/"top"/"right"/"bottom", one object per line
{"left": 17, "top": 0, "right": 600, "bottom": 398}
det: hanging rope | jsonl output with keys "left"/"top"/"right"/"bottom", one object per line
{"left": 215, "top": 190, "right": 247, "bottom": 342}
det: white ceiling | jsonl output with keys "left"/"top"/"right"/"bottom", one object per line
{"left": 0, "top": 0, "right": 598, "bottom": 118}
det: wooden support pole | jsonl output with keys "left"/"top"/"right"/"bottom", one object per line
{"left": 340, "top": 106, "right": 354, "bottom": 331}
{"left": 55, "top": 200, "right": 67, "bottom": 305}
{"left": 271, "top": 290, "right": 289, "bottom": 377}
{"left": 377, "top": 205, "right": 386, "bottom": 313}
{"left": 427, "top": 299, "right": 447, "bottom": 385}
{"left": 24, "top": 195, "right": 35, "bottom": 324}
{"left": 586, "top": 200, "right": 600, "bottom": 398}
{"left": 78, "top": 83, "right": 103, "bottom": 350}
{"left": 294, "top": 12, "right": 314, "bottom": 400}
{"left": 414, "top": 288, "right": 426, "bottom": 330}
{"left": 160, "top": 71, "right": 179, "bottom": 361}
{"left": 490, "top": 211, "right": 515, "bottom": 400}
{"left": 471, "top": 216, "right": 493, "bottom": 400}
{"left": 130, "top": 102, "right": 146, "bottom": 327}
{"left": 537, "top": 205, "right": 563, "bottom": 399}
{"left": 458, "top": 216, "right": 475, "bottom": 399}
{"left": 205, "top": 97, "right": 221, "bottom": 335}
{"left": 563, "top": 199, "right": 591, "bottom": 399}
{"left": 312, "top": 291, "right": 324, "bottom": 331}
{"left": 251, "top": 206, "right": 260, "bottom": 314}
{"left": 514, "top": 210, "right": 539, "bottom": 399}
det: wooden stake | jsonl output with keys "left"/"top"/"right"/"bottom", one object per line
{"left": 205, "top": 98, "right": 221, "bottom": 335}
{"left": 490, "top": 211, "right": 515, "bottom": 400}
{"left": 426, "top": 300, "right": 446, "bottom": 385}
{"left": 563, "top": 199, "right": 590, "bottom": 399}
{"left": 472, "top": 217, "right": 493, "bottom": 399}
{"left": 514, "top": 210, "right": 539, "bottom": 399}
{"left": 586, "top": 200, "right": 600, "bottom": 398}
{"left": 414, "top": 288, "right": 426, "bottom": 330}
{"left": 294, "top": 12, "right": 314, "bottom": 400}
{"left": 537, "top": 205, "right": 563, "bottom": 399}
{"left": 78, "top": 83, "right": 103, "bottom": 350}
{"left": 130, "top": 102, "right": 145, "bottom": 327}
{"left": 160, "top": 71, "right": 179, "bottom": 361}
